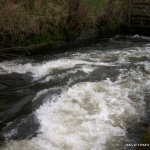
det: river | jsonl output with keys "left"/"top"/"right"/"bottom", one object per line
{"left": 0, "top": 35, "right": 150, "bottom": 150}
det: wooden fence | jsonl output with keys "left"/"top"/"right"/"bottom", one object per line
{"left": 128, "top": 0, "right": 150, "bottom": 28}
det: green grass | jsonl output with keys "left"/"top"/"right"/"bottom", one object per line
{"left": 81, "top": 0, "right": 107, "bottom": 14}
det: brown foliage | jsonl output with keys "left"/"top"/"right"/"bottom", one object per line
{"left": 0, "top": 0, "right": 68, "bottom": 34}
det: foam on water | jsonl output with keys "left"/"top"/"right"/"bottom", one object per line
{"left": 2, "top": 67, "right": 149, "bottom": 150}
{"left": 0, "top": 45, "right": 149, "bottom": 80}
{"left": 1, "top": 44, "right": 150, "bottom": 150}
{"left": 0, "top": 59, "right": 113, "bottom": 80}
{"left": 33, "top": 82, "right": 138, "bottom": 150}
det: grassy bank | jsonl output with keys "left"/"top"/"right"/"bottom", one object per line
{"left": 0, "top": 0, "right": 69, "bottom": 49}
{"left": 0, "top": 0, "right": 125, "bottom": 54}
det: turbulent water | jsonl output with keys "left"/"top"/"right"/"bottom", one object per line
{"left": 0, "top": 35, "right": 150, "bottom": 150}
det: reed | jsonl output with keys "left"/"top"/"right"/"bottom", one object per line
{"left": 0, "top": 0, "right": 125, "bottom": 50}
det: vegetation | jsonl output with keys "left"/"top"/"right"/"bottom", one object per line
{"left": 0, "top": 0, "right": 125, "bottom": 52}
{"left": 0, "top": 0, "right": 69, "bottom": 48}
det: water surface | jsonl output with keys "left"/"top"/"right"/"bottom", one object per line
{"left": 0, "top": 35, "right": 150, "bottom": 150}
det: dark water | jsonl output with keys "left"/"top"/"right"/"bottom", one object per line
{"left": 0, "top": 35, "right": 150, "bottom": 150}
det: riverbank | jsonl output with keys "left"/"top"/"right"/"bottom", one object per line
{"left": 1, "top": 0, "right": 150, "bottom": 60}
{"left": 0, "top": 0, "right": 128, "bottom": 59}
{"left": 0, "top": 30, "right": 99, "bottom": 60}
{"left": 0, "top": 0, "right": 105, "bottom": 47}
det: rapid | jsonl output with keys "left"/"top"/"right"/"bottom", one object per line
{"left": 0, "top": 35, "right": 150, "bottom": 150}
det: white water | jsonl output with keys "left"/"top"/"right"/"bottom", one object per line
{"left": 1, "top": 42, "right": 150, "bottom": 150}
{"left": 0, "top": 59, "right": 115, "bottom": 80}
